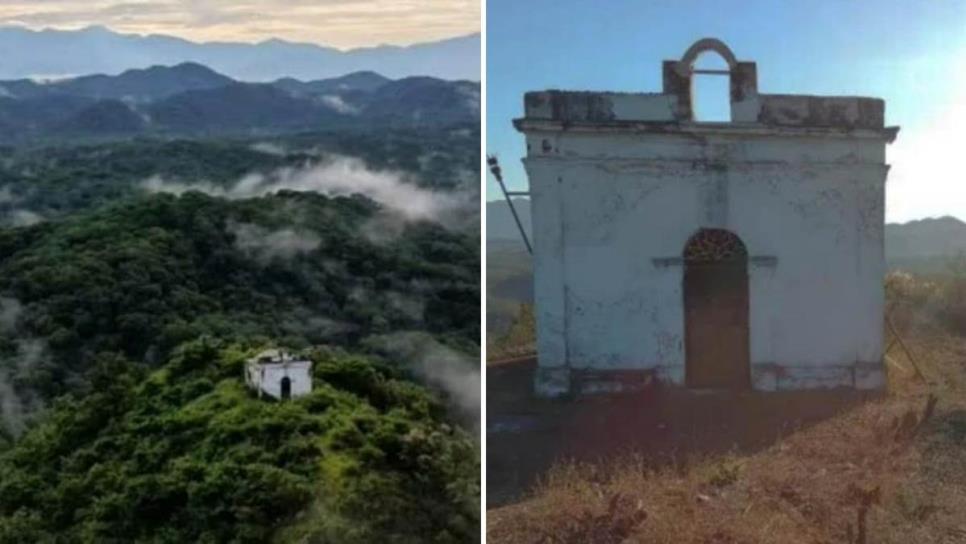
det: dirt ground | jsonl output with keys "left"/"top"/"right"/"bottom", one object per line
{"left": 486, "top": 331, "right": 966, "bottom": 543}
{"left": 487, "top": 358, "right": 876, "bottom": 508}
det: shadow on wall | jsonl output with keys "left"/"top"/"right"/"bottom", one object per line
{"left": 486, "top": 358, "right": 878, "bottom": 508}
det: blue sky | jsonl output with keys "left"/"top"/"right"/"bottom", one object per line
{"left": 486, "top": 0, "right": 966, "bottom": 222}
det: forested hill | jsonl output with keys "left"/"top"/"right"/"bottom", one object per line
{"left": 0, "top": 190, "right": 480, "bottom": 541}
{"left": 0, "top": 340, "right": 479, "bottom": 542}
{"left": 0, "top": 126, "right": 479, "bottom": 224}
{"left": 0, "top": 62, "right": 480, "bottom": 144}
{"left": 0, "top": 190, "right": 478, "bottom": 416}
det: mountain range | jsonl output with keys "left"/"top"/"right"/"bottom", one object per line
{"left": 0, "top": 25, "right": 480, "bottom": 82}
{"left": 487, "top": 199, "right": 966, "bottom": 271}
{"left": 0, "top": 62, "right": 479, "bottom": 142}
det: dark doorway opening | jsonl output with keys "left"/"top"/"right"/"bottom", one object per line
{"left": 280, "top": 376, "right": 292, "bottom": 400}
{"left": 683, "top": 228, "right": 750, "bottom": 388}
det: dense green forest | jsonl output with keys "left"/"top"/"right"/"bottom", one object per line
{"left": 0, "top": 341, "right": 478, "bottom": 543}
{"left": 0, "top": 125, "right": 479, "bottom": 222}
{"left": 0, "top": 190, "right": 478, "bottom": 404}
{"left": 0, "top": 127, "right": 480, "bottom": 541}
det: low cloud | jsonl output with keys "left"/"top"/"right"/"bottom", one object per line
{"left": 0, "top": 186, "right": 18, "bottom": 204}
{"left": 141, "top": 155, "right": 465, "bottom": 223}
{"left": 0, "top": 188, "right": 45, "bottom": 227}
{"left": 0, "top": 341, "right": 48, "bottom": 439}
{"left": 9, "top": 209, "right": 44, "bottom": 227}
{"left": 0, "top": 297, "right": 22, "bottom": 333}
{"left": 320, "top": 94, "right": 360, "bottom": 115}
{"left": 2, "top": 209, "right": 45, "bottom": 227}
{"left": 12, "top": 338, "right": 47, "bottom": 376}
{"left": 457, "top": 85, "right": 480, "bottom": 112}
{"left": 230, "top": 222, "right": 321, "bottom": 261}
{"left": 0, "top": 373, "right": 25, "bottom": 439}
{"left": 250, "top": 142, "right": 288, "bottom": 156}
{"left": 387, "top": 291, "right": 425, "bottom": 323}
{"left": 0, "top": 297, "right": 48, "bottom": 439}
{"left": 363, "top": 331, "right": 480, "bottom": 430}
{"left": 280, "top": 311, "right": 357, "bottom": 344}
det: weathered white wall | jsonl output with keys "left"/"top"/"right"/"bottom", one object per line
{"left": 524, "top": 130, "right": 889, "bottom": 395}
{"left": 247, "top": 361, "right": 313, "bottom": 400}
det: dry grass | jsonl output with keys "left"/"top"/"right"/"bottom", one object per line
{"left": 487, "top": 277, "right": 966, "bottom": 543}
{"left": 487, "top": 303, "right": 536, "bottom": 363}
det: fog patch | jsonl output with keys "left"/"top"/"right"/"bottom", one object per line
{"left": 0, "top": 186, "right": 19, "bottom": 204}
{"left": 28, "top": 74, "right": 75, "bottom": 83}
{"left": 141, "top": 155, "right": 464, "bottom": 224}
{"left": 387, "top": 292, "right": 425, "bottom": 323}
{"left": 250, "top": 142, "right": 288, "bottom": 156}
{"left": 230, "top": 221, "right": 321, "bottom": 261}
{"left": 0, "top": 297, "right": 48, "bottom": 439}
{"left": 12, "top": 339, "right": 47, "bottom": 376}
{"left": 320, "top": 94, "right": 359, "bottom": 115}
{"left": 279, "top": 309, "right": 357, "bottom": 344}
{"left": 458, "top": 86, "right": 481, "bottom": 112}
{"left": 320, "top": 258, "right": 348, "bottom": 276}
{"left": 0, "top": 297, "right": 22, "bottom": 333}
{"left": 0, "top": 373, "right": 26, "bottom": 440}
{"left": 363, "top": 331, "right": 480, "bottom": 430}
{"left": 2, "top": 209, "right": 44, "bottom": 227}
{"left": 347, "top": 286, "right": 370, "bottom": 305}
{"left": 359, "top": 213, "right": 408, "bottom": 244}
{"left": 0, "top": 342, "right": 48, "bottom": 439}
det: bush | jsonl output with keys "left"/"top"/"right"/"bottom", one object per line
{"left": 0, "top": 343, "right": 479, "bottom": 542}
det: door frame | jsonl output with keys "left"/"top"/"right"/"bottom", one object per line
{"left": 681, "top": 228, "right": 751, "bottom": 389}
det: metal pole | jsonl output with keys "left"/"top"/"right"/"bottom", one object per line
{"left": 487, "top": 155, "right": 533, "bottom": 255}
{"left": 886, "top": 314, "right": 927, "bottom": 384}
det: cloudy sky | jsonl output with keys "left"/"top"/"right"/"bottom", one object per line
{"left": 0, "top": 0, "right": 480, "bottom": 48}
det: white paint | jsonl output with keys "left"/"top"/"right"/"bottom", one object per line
{"left": 244, "top": 349, "right": 313, "bottom": 400}
{"left": 519, "top": 122, "right": 893, "bottom": 397}
{"left": 516, "top": 41, "right": 896, "bottom": 397}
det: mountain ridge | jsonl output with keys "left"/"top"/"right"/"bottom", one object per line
{"left": 0, "top": 63, "right": 480, "bottom": 142}
{"left": 0, "top": 25, "right": 481, "bottom": 81}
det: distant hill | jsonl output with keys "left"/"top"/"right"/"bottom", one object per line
{"left": 366, "top": 77, "right": 480, "bottom": 125}
{"left": 0, "top": 62, "right": 232, "bottom": 102}
{"left": 885, "top": 216, "right": 966, "bottom": 273}
{"left": 146, "top": 83, "right": 339, "bottom": 133}
{"left": 26, "top": 62, "right": 234, "bottom": 102}
{"left": 487, "top": 198, "right": 532, "bottom": 244}
{"left": 0, "top": 25, "right": 480, "bottom": 81}
{"left": 272, "top": 71, "right": 392, "bottom": 96}
{"left": 885, "top": 216, "right": 966, "bottom": 258}
{"left": 57, "top": 99, "right": 147, "bottom": 135}
{"left": 0, "top": 64, "right": 479, "bottom": 143}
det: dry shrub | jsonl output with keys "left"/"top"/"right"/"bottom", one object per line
{"left": 490, "top": 398, "right": 927, "bottom": 543}
{"left": 888, "top": 265, "right": 966, "bottom": 335}
{"left": 487, "top": 303, "right": 536, "bottom": 362}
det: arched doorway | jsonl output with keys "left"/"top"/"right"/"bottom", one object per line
{"left": 683, "top": 228, "right": 750, "bottom": 388}
{"left": 280, "top": 376, "right": 292, "bottom": 400}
